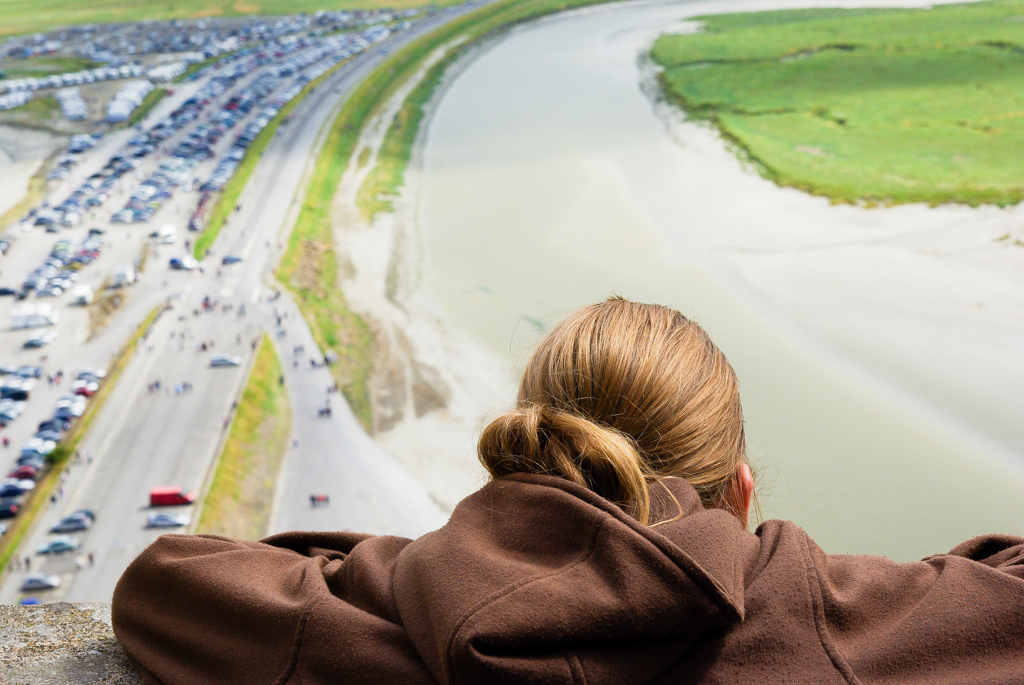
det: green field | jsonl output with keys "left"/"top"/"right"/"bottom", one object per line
{"left": 651, "top": 0, "right": 1024, "bottom": 205}
{"left": 0, "top": 0, "right": 461, "bottom": 37}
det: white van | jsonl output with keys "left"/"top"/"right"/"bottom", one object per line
{"left": 158, "top": 224, "right": 176, "bottom": 245}
{"left": 112, "top": 266, "right": 137, "bottom": 288}
{"left": 71, "top": 284, "right": 94, "bottom": 306}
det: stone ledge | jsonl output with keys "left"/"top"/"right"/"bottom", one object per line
{"left": 0, "top": 603, "right": 141, "bottom": 685}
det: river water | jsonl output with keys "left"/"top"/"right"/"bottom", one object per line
{"left": 416, "top": 0, "right": 1024, "bottom": 560}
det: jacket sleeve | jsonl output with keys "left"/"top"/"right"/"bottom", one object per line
{"left": 808, "top": 534, "right": 1024, "bottom": 685}
{"left": 111, "top": 531, "right": 424, "bottom": 685}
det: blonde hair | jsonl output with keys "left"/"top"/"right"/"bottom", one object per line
{"left": 478, "top": 297, "right": 749, "bottom": 526}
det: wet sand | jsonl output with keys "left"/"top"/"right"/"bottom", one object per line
{"left": 339, "top": 0, "right": 1024, "bottom": 560}
{"left": 0, "top": 125, "right": 64, "bottom": 219}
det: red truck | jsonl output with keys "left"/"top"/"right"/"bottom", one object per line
{"left": 149, "top": 486, "right": 195, "bottom": 507}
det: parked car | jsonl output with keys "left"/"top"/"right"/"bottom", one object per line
{"left": 39, "top": 418, "right": 71, "bottom": 433}
{"left": 34, "top": 429, "right": 63, "bottom": 442}
{"left": 7, "top": 464, "right": 39, "bottom": 480}
{"left": 21, "top": 438, "right": 56, "bottom": 458}
{"left": 24, "top": 330, "right": 57, "bottom": 348}
{"left": 71, "top": 380, "right": 98, "bottom": 397}
{"left": 54, "top": 394, "right": 86, "bottom": 418}
{"left": 0, "top": 480, "right": 34, "bottom": 497}
{"left": 77, "top": 367, "right": 106, "bottom": 381}
{"left": 210, "top": 354, "right": 242, "bottom": 367}
{"left": 0, "top": 497, "right": 19, "bottom": 518}
{"left": 15, "top": 366, "right": 43, "bottom": 378}
{"left": 0, "top": 400, "right": 25, "bottom": 421}
{"left": 146, "top": 512, "right": 191, "bottom": 528}
{"left": 1, "top": 378, "right": 34, "bottom": 400}
{"left": 0, "top": 287, "right": 17, "bottom": 296}
{"left": 37, "top": 535, "right": 80, "bottom": 555}
{"left": 15, "top": 455, "right": 45, "bottom": 470}
{"left": 50, "top": 511, "right": 94, "bottom": 533}
{"left": 221, "top": 254, "right": 242, "bottom": 265}
{"left": 169, "top": 256, "right": 199, "bottom": 270}
{"left": 21, "top": 573, "right": 61, "bottom": 591}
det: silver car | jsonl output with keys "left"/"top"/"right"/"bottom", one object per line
{"left": 22, "top": 573, "right": 61, "bottom": 591}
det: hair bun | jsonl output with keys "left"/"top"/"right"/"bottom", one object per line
{"left": 479, "top": 403, "right": 651, "bottom": 522}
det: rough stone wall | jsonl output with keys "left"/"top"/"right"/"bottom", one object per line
{"left": 0, "top": 603, "right": 141, "bottom": 684}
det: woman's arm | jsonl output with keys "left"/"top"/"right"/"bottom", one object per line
{"left": 112, "top": 531, "right": 430, "bottom": 685}
{"left": 808, "top": 534, "right": 1024, "bottom": 685}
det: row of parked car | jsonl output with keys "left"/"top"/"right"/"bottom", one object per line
{"left": 108, "top": 53, "right": 271, "bottom": 225}
{"left": 0, "top": 368, "right": 105, "bottom": 528}
{"left": 44, "top": 133, "right": 101, "bottom": 185}
{"left": 0, "top": 235, "right": 104, "bottom": 305}
{"left": 0, "top": 63, "right": 147, "bottom": 94}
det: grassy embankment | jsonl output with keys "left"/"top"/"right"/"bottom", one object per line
{"left": 0, "top": 0, "right": 464, "bottom": 38}
{"left": 0, "top": 94, "right": 59, "bottom": 126}
{"left": 0, "top": 305, "right": 163, "bottom": 576}
{"left": 125, "top": 87, "right": 167, "bottom": 127}
{"left": 652, "top": 0, "right": 1024, "bottom": 206}
{"left": 279, "top": 0, "right": 622, "bottom": 430}
{"left": 0, "top": 55, "right": 101, "bottom": 77}
{"left": 192, "top": 59, "right": 349, "bottom": 260}
{"left": 196, "top": 335, "right": 291, "bottom": 539}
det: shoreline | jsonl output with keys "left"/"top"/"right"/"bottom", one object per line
{"left": 0, "top": 124, "right": 65, "bottom": 222}
{"left": 635, "top": 58, "right": 1024, "bottom": 467}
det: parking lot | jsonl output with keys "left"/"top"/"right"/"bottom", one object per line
{"left": 0, "top": 14, "right": 413, "bottom": 603}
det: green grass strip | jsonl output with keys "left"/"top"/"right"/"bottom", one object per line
{"left": 0, "top": 305, "right": 163, "bottom": 579}
{"left": 125, "top": 87, "right": 167, "bottom": 127}
{"left": 196, "top": 334, "right": 291, "bottom": 540}
{"left": 193, "top": 58, "right": 350, "bottom": 260}
{"left": 279, "top": 0, "right": 623, "bottom": 430}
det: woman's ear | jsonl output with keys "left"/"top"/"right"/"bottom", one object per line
{"left": 733, "top": 463, "right": 754, "bottom": 530}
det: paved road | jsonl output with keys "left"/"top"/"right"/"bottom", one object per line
{"left": 268, "top": 290, "right": 447, "bottom": 539}
{"left": 0, "top": 1, "right": 494, "bottom": 603}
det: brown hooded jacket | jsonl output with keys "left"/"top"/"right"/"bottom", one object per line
{"left": 112, "top": 473, "right": 1024, "bottom": 684}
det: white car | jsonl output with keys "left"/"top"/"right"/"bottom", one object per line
{"left": 71, "top": 379, "right": 99, "bottom": 396}
{"left": 21, "top": 438, "right": 56, "bottom": 457}
{"left": 77, "top": 367, "right": 106, "bottom": 380}
{"left": 147, "top": 512, "right": 190, "bottom": 528}
{"left": 210, "top": 354, "right": 242, "bottom": 367}
{"left": 24, "top": 330, "right": 57, "bottom": 348}
{"left": 54, "top": 395, "right": 87, "bottom": 417}
{"left": 21, "top": 573, "right": 61, "bottom": 591}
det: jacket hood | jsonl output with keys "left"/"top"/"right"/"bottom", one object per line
{"left": 393, "top": 473, "right": 753, "bottom": 685}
